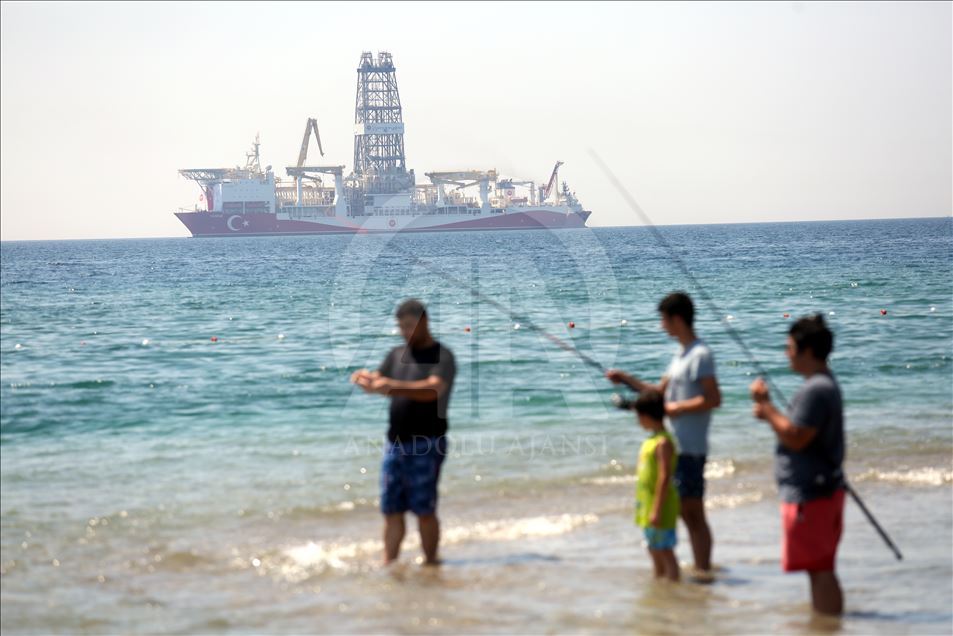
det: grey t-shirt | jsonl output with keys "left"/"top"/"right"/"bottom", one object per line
{"left": 664, "top": 339, "right": 716, "bottom": 456}
{"left": 775, "top": 371, "right": 845, "bottom": 503}
{"left": 378, "top": 342, "right": 456, "bottom": 443}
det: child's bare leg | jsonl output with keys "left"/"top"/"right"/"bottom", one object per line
{"left": 659, "top": 549, "right": 680, "bottom": 581}
{"left": 648, "top": 549, "right": 665, "bottom": 578}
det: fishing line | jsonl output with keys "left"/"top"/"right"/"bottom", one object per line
{"left": 588, "top": 151, "right": 792, "bottom": 406}
{"left": 410, "top": 256, "right": 608, "bottom": 374}
{"left": 369, "top": 225, "right": 610, "bottom": 373}
{"left": 589, "top": 149, "right": 903, "bottom": 561}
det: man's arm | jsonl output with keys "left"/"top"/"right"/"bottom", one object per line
{"left": 351, "top": 350, "right": 396, "bottom": 393}
{"left": 605, "top": 369, "right": 669, "bottom": 394}
{"left": 369, "top": 375, "right": 447, "bottom": 402}
{"left": 666, "top": 376, "right": 721, "bottom": 417}
{"left": 350, "top": 369, "right": 380, "bottom": 392}
{"left": 750, "top": 378, "right": 818, "bottom": 451}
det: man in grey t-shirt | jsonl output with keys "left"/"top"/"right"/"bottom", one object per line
{"left": 665, "top": 339, "right": 717, "bottom": 457}
{"left": 607, "top": 292, "right": 722, "bottom": 574}
{"left": 750, "top": 315, "right": 846, "bottom": 615}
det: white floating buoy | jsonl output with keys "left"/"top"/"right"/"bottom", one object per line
{"left": 277, "top": 334, "right": 285, "bottom": 340}
{"left": 141, "top": 339, "right": 150, "bottom": 346}
{"left": 620, "top": 319, "right": 628, "bottom": 326}
{"left": 513, "top": 323, "right": 521, "bottom": 330}
{"left": 725, "top": 315, "right": 735, "bottom": 322}
{"left": 930, "top": 306, "right": 936, "bottom": 312}
{"left": 14, "top": 343, "right": 22, "bottom": 350}
{"left": 390, "top": 328, "right": 398, "bottom": 335}
{"left": 829, "top": 311, "right": 836, "bottom": 316}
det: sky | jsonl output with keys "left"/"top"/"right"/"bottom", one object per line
{"left": 1, "top": 1, "right": 950, "bottom": 240}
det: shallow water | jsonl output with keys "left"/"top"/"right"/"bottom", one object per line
{"left": 2, "top": 218, "right": 952, "bottom": 634}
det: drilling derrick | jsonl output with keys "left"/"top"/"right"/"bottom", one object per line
{"left": 349, "top": 51, "right": 414, "bottom": 200}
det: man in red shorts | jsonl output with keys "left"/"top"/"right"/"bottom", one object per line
{"left": 750, "top": 315, "right": 846, "bottom": 615}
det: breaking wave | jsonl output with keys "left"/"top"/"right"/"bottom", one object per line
{"left": 853, "top": 467, "right": 952, "bottom": 487}
{"left": 276, "top": 513, "right": 599, "bottom": 580}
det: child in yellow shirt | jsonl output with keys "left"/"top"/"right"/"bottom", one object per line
{"left": 634, "top": 390, "right": 680, "bottom": 581}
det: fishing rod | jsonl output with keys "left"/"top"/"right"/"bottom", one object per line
{"left": 411, "top": 257, "right": 608, "bottom": 375}
{"left": 589, "top": 149, "right": 903, "bottom": 561}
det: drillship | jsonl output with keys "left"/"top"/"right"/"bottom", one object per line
{"left": 175, "top": 52, "right": 591, "bottom": 236}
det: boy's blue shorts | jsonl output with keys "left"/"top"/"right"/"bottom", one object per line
{"left": 643, "top": 527, "right": 677, "bottom": 551}
{"left": 380, "top": 436, "right": 448, "bottom": 516}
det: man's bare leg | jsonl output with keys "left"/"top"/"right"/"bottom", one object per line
{"left": 680, "top": 497, "right": 712, "bottom": 571}
{"left": 383, "top": 513, "right": 405, "bottom": 564}
{"left": 808, "top": 570, "right": 843, "bottom": 615}
{"left": 418, "top": 513, "right": 440, "bottom": 565}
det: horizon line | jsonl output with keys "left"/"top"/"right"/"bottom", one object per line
{"left": 1, "top": 213, "right": 950, "bottom": 243}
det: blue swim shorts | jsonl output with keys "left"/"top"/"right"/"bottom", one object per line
{"left": 643, "top": 527, "right": 677, "bottom": 551}
{"left": 380, "top": 436, "right": 448, "bottom": 516}
{"left": 675, "top": 454, "right": 706, "bottom": 499}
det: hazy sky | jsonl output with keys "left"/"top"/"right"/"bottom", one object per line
{"left": 1, "top": 1, "right": 950, "bottom": 240}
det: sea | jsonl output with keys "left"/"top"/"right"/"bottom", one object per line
{"left": 2, "top": 217, "right": 951, "bottom": 635}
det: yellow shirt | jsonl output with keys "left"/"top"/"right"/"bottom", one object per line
{"left": 635, "top": 430, "right": 680, "bottom": 529}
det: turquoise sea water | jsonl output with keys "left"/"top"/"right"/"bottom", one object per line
{"left": 2, "top": 218, "right": 952, "bottom": 634}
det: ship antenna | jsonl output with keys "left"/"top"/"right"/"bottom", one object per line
{"left": 246, "top": 133, "right": 262, "bottom": 174}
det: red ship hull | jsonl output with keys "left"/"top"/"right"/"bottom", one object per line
{"left": 175, "top": 209, "right": 592, "bottom": 237}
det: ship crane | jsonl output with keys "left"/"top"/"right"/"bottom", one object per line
{"left": 296, "top": 118, "right": 324, "bottom": 167}
{"left": 426, "top": 170, "right": 499, "bottom": 210}
{"left": 286, "top": 165, "right": 347, "bottom": 210}
{"left": 540, "top": 161, "right": 564, "bottom": 204}
{"left": 290, "top": 118, "right": 328, "bottom": 204}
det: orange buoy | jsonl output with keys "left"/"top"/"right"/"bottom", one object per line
{"left": 210, "top": 336, "right": 218, "bottom": 342}
{"left": 568, "top": 321, "right": 575, "bottom": 329}
{"left": 464, "top": 326, "right": 471, "bottom": 333}
{"left": 783, "top": 313, "right": 790, "bottom": 319}
{"left": 880, "top": 309, "right": 887, "bottom": 316}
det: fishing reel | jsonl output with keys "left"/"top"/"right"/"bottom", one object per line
{"left": 611, "top": 393, "right": 638, "bottom": 411}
